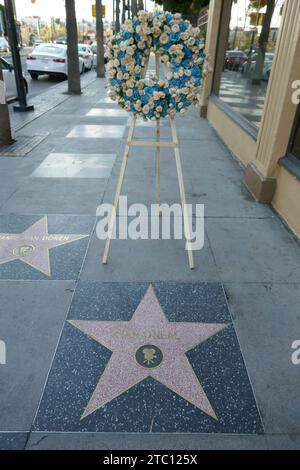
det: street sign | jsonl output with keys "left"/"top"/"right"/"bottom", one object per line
{"left": 92, "top": 4, "right": 106, "bottom": 18}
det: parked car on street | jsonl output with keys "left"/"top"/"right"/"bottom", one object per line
{"left": 26, "top": 43, "right": 85, "bottom": 80}
{"left": 90, "top": 41, "right": 108, "bottom": 63}
{"left": 55, "top": 37, "right": 67, "bottom": 45}
{"left": 241, "top": 53, "right": 274, "bottom": 81}
{"left": 78, "top": 44, "right": 94, "bottom": 70}
{"left": 91, "top": 41, "right": 97, "bottom": 54}
{"left": 33, "top": 39, "right": 43, "bottom": 46}
{"left": 0, "top": 37, "right": 9, "bottom": 53}
{"left": 0, "top": 57, "right": 28, "bottom": 101}
{"left": 225, "top": 50, "right": 248, "bottom": 71}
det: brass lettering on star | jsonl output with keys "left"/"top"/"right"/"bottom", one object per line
{"left": 112, "top": 328, "right": 178, "bottom": 341}
{"left": 0, "top": 235, "right": 70, "bottom": 242}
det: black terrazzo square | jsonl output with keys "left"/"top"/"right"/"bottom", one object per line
{"left": 33, "top": 282, "right": 264, "bottom": 434}
{"left": 0, "top": 215, "right": 95, "bottom": 280}
{"left": 0, "top": 432, "right": 28, "bottom": 450}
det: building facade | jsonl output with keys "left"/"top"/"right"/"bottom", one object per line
{"left": 200, "top": 0, "right": 300, "bottom": 238}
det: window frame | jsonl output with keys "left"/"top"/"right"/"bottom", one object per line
{"left": 279, "top": 105, "right": 300, "bottom": 181}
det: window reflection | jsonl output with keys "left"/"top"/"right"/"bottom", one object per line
{"left": 216, "top": 0, "right": 284, "bottom": 129}
{"left": 291, "top": 110, "right": 300, "bottom": 160}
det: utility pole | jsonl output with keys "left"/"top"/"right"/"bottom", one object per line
{"left": 4, "top": 0, "right": 34, "bottom": 112}
{"left": 0, "top": 60, "right": 14, "bottom": 146}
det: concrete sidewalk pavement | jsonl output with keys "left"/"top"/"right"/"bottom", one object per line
{"left": 0, "top": 77, "right": 300, "bottom": 450}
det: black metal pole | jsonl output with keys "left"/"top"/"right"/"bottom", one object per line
{"left": 4, "top": 0, "right": 34, "bottom": 112}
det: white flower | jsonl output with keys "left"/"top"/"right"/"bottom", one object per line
{"left": 108, "top": 70, "right": 116, "bottom": 79}
{"left": 172, "top": 24, "right": 180, "bottom": 33}
{"left": 160, "top": 33, "right": 169, "bottom": 45}
{"left": 126, "top": 89, "right": 133, "bottom": 97}
{"left": 142, "top": 105, "right": 150, "bottom": 114}
{"left": 180, "top": 32, "right": 189, "bottom": 41}
{"left": 126, "top": 47, "right": 135, "bottom": 56}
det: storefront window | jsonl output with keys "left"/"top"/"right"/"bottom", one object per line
{"left": 214, "top": 0, "right": 284, "bottom": 129}
{"left": 291, "top": 110, "right": 300, "bottom": 160}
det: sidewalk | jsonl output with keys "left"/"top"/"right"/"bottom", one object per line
{"left": 0, "top": 77, "right": 300, "bottom": 450}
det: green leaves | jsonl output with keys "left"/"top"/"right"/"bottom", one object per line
{"left": 155, "top": 0, "right": 209, "bottom": 15}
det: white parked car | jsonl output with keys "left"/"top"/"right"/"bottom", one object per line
{"left": 0, "top": 57, "right": 28, "bottom": 101}
{"left": 26, "top": 43, "right": 85, "bottom": 80}
{"left": 78, "top": 44, "right": 94, "bottom": 70}
{"left": 0, "top": 37, "right": 9, "bottom": 53}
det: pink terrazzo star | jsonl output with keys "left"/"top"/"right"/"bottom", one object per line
{"left": 69, "top": 285, "right": 228, "bottom": 421}
{"left": 0, "top": 217, "right": 88, "bottom": 276}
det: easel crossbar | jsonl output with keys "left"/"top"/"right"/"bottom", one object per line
{"left": 128, "top": 140, "right": 178, "bottom": 148}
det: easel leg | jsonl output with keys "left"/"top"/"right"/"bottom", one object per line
{"left": 156, "top": 120, "right": 161, "bottom": 211}
{"left": 169, "top": 117, "right": 195, "bottom": 270}
{"left": 102, "top": 115, "right": 137, "bottom": 264}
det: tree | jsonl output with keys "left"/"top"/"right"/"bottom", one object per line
{"left": 251, "top": 0, "right": 276, "bottom": 84}
{"left": 96, "top": 0, "right": 105, "bottom": 78}
{"left": 138, "top": 1, "right": 144, "bottom": 10}
{"left": 155, "top": 0, "right": 209, "bottom": 15}
{"left": 0, "top": 60, "right": 14, "bottom": 146}
{"left": 132, "top": 0, "right": 138, "bottom": 17}
{"left": 65, "top": 0, "right": 81, "bottom": 94}
{"left": 122, "top": 0, "right": 126, "bottom": 23}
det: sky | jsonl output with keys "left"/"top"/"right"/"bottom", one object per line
{"left": 230, "top": 0, "right": 284, "bottom": 29}
{"left": 14, "top": 0, "right": 155, "bottom": 22}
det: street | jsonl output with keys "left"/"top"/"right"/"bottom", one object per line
{"left": 3, "top": 50, "right": 95, "bottom": 100}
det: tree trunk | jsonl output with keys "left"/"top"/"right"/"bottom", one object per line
{"left": 128, "top": 1, "right": 131, "bottom": 19}
{"left": 115, "top": 0, "right": 121, "bottom": 32}
{"left": 138, "top": 0, "right": 144, "bottom": 10}
{"left": 252, "top": 0, "right": 276, "bottom": 85}
{"left": 132, "top": 0, "right": 138, "bottom": 17}
{"left": 122, "top": 0, "right": 126, "bottom": 23}
{"left": 65, "top": 0, "right": 81, "bottom": 94}
{"left": 0, "top": 61, "right": 14, "bottom": 147}
{"left": 96, "top": 0, "right": 105, "bottom": 78}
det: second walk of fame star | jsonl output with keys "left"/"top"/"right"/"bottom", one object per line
{"left": 69, "top": 285, "right": 229, "bottom": 421}
{"left": 0, "top": 217, "right": 89, "bottom": 277}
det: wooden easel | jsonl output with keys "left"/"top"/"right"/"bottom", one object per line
{"left": 102, "top": 54, "right": 195, "bottom": 269}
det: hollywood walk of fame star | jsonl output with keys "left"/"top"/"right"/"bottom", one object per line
{"left": 0, "top": 217, "right": 89, "bottom": 276}
{"left": 69, "top": 285, "right": 229, "bottom": 421}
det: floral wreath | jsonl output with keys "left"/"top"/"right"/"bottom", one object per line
{"left": 106, "top": 10, "right": 208, "bottom": 121}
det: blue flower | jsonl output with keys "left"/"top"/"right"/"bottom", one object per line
{"left": 123, "top": 31, "right": 132, "bottom": 40}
